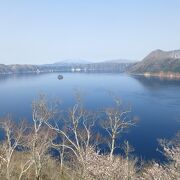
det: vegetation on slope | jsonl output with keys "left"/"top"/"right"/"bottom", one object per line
{"left": 129, "top": 49, "right": 180, "bottom": 74}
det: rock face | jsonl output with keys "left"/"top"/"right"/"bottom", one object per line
{"left": 58, "top": 75, "right": 63, "bottom": 80}
{"left": 129, "top": 49, "right": 180, "bottom": 73}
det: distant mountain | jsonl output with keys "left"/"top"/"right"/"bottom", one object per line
{"left": 40, "top": 59, "right": 134, "bottom": 73}
{"left": 129, "top": 49, "right": 180, "bottom": 73}
{"left": 54, "top": 59, "right": 134, "bottom": 65}
{"left": 0, "top": 59, "right": 134, "bottom": 74}
{"left": 54, "top": 59, "right": 91, "bottom": 66}
{"left": 100, "top": 59, "right": 135, "bottom": 64}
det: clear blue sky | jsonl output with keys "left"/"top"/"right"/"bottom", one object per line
{"left": 0, "top": 0, "right": 180, "bottom": 64}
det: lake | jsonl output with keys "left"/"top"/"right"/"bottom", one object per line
{"left": 0, "top": 73, "right": 180, "bottom": 162}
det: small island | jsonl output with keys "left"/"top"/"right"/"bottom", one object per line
{"left": 58, "top": 74, "right": 63, "bottom": 80}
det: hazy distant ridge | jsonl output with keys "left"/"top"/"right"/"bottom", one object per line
{"left": 2, "top": 49, "right": 180, "bottom": 75}
{"left": 0, "top": 64, "right": 38, "bottom": 74}
{"left": 0, "top": 59, "right": 134, "bottom": 74}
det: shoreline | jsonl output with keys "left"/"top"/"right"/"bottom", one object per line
{"left": 130, "top": 72, "right": 180, "bottom": 80}
{"left": 1, "top": 70, "right": 180, "bottom": 80}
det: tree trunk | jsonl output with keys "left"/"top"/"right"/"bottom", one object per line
{"left": 110, "top": 135, "right": 115, "bottom": 159}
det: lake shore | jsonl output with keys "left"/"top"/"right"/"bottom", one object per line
{"left": 130, "top": 72, "right": 180, "bottom": 80}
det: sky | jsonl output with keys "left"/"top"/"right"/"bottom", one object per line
{"left": 0, "top": 0, "right": 180, "bottom": 65}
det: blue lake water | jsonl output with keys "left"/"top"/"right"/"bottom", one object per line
{"left": 0, "top": 73, "right": 180, "bottom": 161}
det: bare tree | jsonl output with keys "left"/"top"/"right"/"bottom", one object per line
{"left": 18, "top": 153, "right": 34, "bottom": 180}
{"left": 48, "top": 103, "right": 96, "bottom": 166}
{"left": 32, "top": 94, "right": 138, "bottom": 178}
{"left": 103, "top": 98, "right": 137, "bottom": 159}
{"left": 32, "top": 94, "right": 55, "bottom": 135}
{"left": 122, "top": 141, "right": 137, "bottom": 180}
{"left": 0, "top": 116, "right": 27, "bottom": 180}
{"left": 30, "top": 95, "right": 56, "bottom": 180}
{"left": 37, "top": 94, "right": 97, "bottom": 177}
{"left": 51, "top": 133, "right": 67, "bottom": 175}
